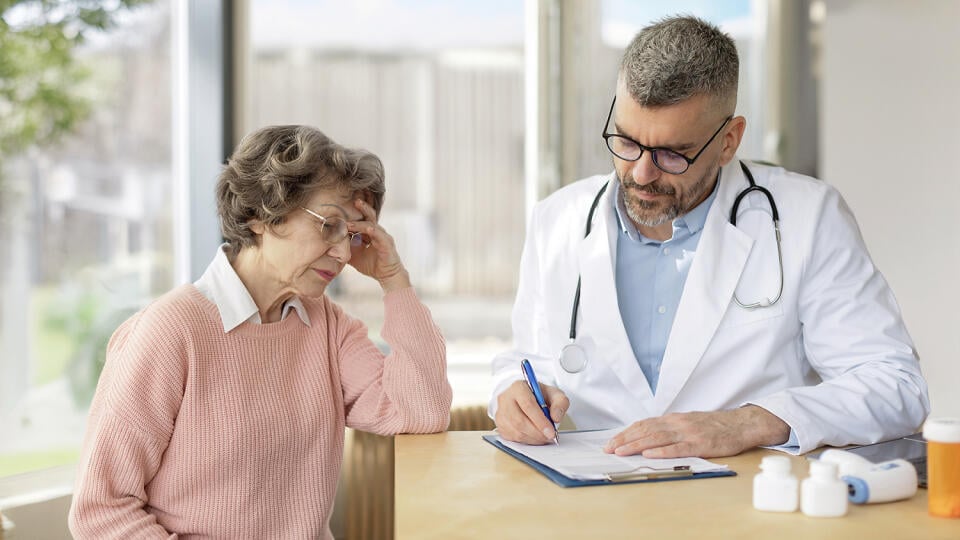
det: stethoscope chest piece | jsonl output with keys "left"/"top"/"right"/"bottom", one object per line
{"left": 559, "top": 181, "right": 610, "bottom": 374}
{"left": 559, "top": 341, "right": 589, "bottom": 373}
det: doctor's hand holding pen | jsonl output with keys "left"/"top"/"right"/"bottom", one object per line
{"left": 494, "top": 363, "right": 569, "bottom": 445}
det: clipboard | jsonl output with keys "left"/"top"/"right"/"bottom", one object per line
{"left": 482, "top": 434, "right": 737, "bottom": 488}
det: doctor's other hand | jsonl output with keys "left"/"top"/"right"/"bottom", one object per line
{"left": 345, "top": 199, "right": 411, "bottom": 292}
{"left": 602, "top": 405, "right": 791, "bottom": 458}
{"left": 495, "top": 380, "right": 569, "bottom": 445}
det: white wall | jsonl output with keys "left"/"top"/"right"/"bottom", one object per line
{"left": 821, "top": 0, "right": 960, "bottom": 417}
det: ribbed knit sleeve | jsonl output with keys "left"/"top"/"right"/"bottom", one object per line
{"left": 337, "top": 287, "right": 452, "bottom": 434}
{"left": 69, "top": 289, "right": 192, "bottom": 540}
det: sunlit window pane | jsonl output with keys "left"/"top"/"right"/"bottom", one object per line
{"left": 568, "top": 0, "right": 765, "bottom": 179}
{"left": 0, "top": 1, "right": 173, "bottom": 478}
{"left": 245, "top": 0, "right": 526, "bottom": 406}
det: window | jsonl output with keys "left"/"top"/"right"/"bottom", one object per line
{"left": 0, "top": 1, "right": 174, "bottom": 479}
{"left": 239, "top": 1, "right": 774, "bottom": 409}
{"left": 0, "top": 2, "right": 779, "bottom": 484}
{"left": 240, "top": 0, "right": 526, "bottom": 406}
{"left": 552, "top": 0, "right": 769, "bottom": 184}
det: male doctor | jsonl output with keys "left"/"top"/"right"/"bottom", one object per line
{"left": 489, "top": 15, "right": 929, "bottom": 458}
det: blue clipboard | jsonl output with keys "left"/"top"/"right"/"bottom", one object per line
{"left": 482, "top": 434, "right": 736, "bottom": 488}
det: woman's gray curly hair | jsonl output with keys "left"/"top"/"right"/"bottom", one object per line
{"left": 216, "top": 125, "right": 385, "bottom": 258}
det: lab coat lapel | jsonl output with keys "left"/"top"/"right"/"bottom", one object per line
{"left": 577, "top": 177, "right": 656, "bottom": 403}
{"left": 653, "top": 161, "right": 754, "bottom": 413}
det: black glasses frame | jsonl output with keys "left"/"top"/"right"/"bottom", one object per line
{"left": 601, "top": 96, "right": 731, "bottom": 175}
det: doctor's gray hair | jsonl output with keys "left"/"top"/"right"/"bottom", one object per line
{"left": 620, "top": 15, "right": 739, "bottom": 113}
{"left": 216, "top": 125, "right": 385, "bottom": 259}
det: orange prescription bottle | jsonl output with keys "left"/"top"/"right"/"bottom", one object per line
{"left": 923, "top": 417, "right": 960, "bottom": 518}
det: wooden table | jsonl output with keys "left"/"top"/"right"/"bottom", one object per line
{"left": 395, "top": 431, "right": 959, "bottom": 539}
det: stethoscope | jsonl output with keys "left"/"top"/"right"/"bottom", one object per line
{"left": 558, "top": 160, "right": 784, "bottom": 374}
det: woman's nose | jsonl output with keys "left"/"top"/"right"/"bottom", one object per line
{"left": 327, "top": 235, "right": 352, "bottom": 263}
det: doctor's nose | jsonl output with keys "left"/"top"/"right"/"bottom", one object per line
{"left": 629, "top": 150, "right": 662, "bottom": 186}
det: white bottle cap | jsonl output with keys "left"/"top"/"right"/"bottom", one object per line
{"left": 760, "top": 455, "right": 792, "bottom": 474}
{"left": 809, "top": 459, "right": 838, "bottom": 479}
{"left": 923, "top": 417, "right": 960, "bottom": 443}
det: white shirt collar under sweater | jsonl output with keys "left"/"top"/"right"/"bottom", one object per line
{"left": 194, "top": 244, "right": 310, "bottom": 333}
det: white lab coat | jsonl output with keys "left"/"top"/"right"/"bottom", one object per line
{"left": 490, "top": 159, "right": 929, "bottom": 454}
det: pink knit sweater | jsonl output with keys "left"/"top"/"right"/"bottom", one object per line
{"left": 68, "top": 285, "right": 452, "bottom": 539}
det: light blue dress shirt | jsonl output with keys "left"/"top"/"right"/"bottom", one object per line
{"left": 613, "top": 179, "right": 719, "bottom": 394}
{"left": 610, "top": 178, "right": 799, "bottom": 451}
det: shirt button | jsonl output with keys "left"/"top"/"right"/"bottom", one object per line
{"left": 657, "top": 306, "right": 666, "bottom": 314}
{"left": 663, "top": 247, "right": 671, "bottom": 255}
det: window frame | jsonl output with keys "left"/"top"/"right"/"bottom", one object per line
{"left": 0, "top": 0, "right": 230, "bottom": 502}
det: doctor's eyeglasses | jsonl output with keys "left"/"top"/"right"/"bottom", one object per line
{"left": 601, "top": 97, "right": 731, "bottom": 175}
{"left": 300, "top": 207, "right": 370, "bottom": 248}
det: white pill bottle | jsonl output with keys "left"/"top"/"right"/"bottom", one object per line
{"left": 753, "top": 455, "right": 799, "bottom": 512}
{"left": 801, "top": 460, "right": 848, "bottom": 517}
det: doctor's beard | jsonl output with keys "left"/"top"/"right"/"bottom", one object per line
{"left": 617, "top": 163, "right": 719, "bottom": 228}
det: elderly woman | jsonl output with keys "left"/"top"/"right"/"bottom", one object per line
{"left": 69, "top": 125, "right": 452, "bottom": 539}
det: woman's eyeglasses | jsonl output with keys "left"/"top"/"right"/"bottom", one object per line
{"left": 300, "top": 207, "right": 370, "bottom": 248}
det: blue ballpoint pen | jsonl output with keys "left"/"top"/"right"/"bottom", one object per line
{"left": 520, "top": 359, "right": 559, "bottom": 445}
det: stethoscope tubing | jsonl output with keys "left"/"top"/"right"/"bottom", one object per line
{"left": 730, "top": 161, "right": 784, "bottom": 309}
{"left": 568, "top": 183, "right": 609, "bottom": 342}
{"left": 561, "top": 160, "right": 783, "bottom": 374}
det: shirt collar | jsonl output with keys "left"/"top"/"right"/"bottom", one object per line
{"left": 676, "top": 173, "right": 720, "bottom": 235}
{"left": 194, "top": 244, "right": 311, "bottom": 332}
{"left": 612, "top": 171, "right": 721, "bottom": 243}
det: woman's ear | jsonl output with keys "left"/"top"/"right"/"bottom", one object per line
{"left": 248, "top": 219, "right": 265, "bottom": 235}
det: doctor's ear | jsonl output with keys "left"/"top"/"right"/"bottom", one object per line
{"left": 718, "top": 116, "right": 747, "bottom": 166}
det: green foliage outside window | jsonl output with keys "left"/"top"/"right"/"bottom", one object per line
{"left": 0, "top": 0, "right": 154, "bottom": 476}
{"left": 0, "top": 0, "right": 152, "bottom": 169}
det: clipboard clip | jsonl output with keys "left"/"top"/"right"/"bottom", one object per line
{"left": 605, "top": 465, "right": 693, "bottom": 482}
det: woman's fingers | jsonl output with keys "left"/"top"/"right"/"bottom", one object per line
{"left": 343, "top": 198, "right": 408, "bottom": 290}
{"left": 347, "top": 200, "right": 384, "bottom": 247}
{"left": 354, "top": 198, "right": 378, "bottom": 222}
